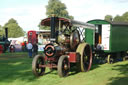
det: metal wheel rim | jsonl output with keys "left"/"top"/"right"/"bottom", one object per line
{"left": 81, "top": 44, "right": 92, "bottom": 71}
{"left": 58, "top": 55, "right": 70, "bottom": 77}
{"left": 36, "top": 57, "right": 45, "bottom": 75}
{"left": 107, "top": 55, "right": 114, "bottom": 64}
{"left": 62, "top": 58, "right": 69, "bottom": 76}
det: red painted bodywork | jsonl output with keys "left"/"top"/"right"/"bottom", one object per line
{"left": 43, "top": 52, "right": 79, "bottom": 69}
{"left": 44, "top": 52, "right": 79, "bottom": 63}
{"left": 27, "top": 30, "right": 38, "bottom": 44}
{"left": 45, "top": 56, "right": 57, "bottom": 61}
{"left": 68, "top": 52, "right": 79, "bottom": 63}
{"left": 0, "top": 45, "right": 4, "bottom": 54}
{"left": 41, "top": 17, "right": 70, "bottom": 26}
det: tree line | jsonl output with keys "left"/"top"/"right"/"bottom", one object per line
{"left": 0, "top": 18, "right": 25, "bottom": 38}
{"left": 105, "top": 12, "right": 128, "bottom": 22}
{"left": 1, "top": 0, "right": 128, "bottom": 38}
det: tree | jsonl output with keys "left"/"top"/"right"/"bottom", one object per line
{"left": 104, "top": 15, "right": 113, "bottom": 22}
{"left": 46, "top": 0, "right": 73, "bottom": 19}
{"left": 105, "top": 11, "right": 128, "bottom": 22}
{"left": 38, "top": 24, "right": 50, "bottom": 30}
{"left": 0, "top": 25, "right": 2, "bottom": 30}
{"left": 0, "top": 25, "right": 4, "bottom": 35}
{"left": 39, "top": 0, "right": 74, "bottom": 30}
{"left": 122, "top": 12, "right": 128, "bottom": 22}
{"left": 3, "top": 18, "right": 25, "bottom": 38}
{"left": 113, "top": 15, "right": 123, "bottom": 22}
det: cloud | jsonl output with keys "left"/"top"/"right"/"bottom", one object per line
{"left": 0, "top": 0, "right": 128, "bottom": 32}
{"left": 0, "top": 5, "right": 46, "bottom": 31}
{"left": 108, "top": 0, "right": 128, "bottom": 3}
{"left": 61, "top": 0, "right": 128, "bottom": 22}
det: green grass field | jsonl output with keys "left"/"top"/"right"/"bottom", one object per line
{"left": 0, "top": 52, "right": 128, "bottom": 85}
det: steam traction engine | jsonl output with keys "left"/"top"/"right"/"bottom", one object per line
{"left": 0, "top": 28, "right": 10, "bottom": 53}
{"left": 32, "top": 16, "right": 95, "bottom": 77}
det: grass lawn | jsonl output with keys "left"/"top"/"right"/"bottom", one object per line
{"left": 0, "top": 52, "right": 128, "bottom": 85}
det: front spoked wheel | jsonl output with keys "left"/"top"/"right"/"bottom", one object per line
{"left": 58, "top": 55, "right": 70, "bottom": 77}
{"left": 32, "top": 55, "right": 45, "bottom": 77}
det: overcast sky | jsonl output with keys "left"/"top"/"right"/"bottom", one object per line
{"left": 0, "top": 0, "right": 128, "bottom": 32}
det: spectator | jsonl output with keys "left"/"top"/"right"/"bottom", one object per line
{"left": 27, "top": 42, "right": 33, "bottom": 58}
{"left": 9, "top": 45, "right": 15, "bottom": 52}
{"left": 33, "top": 42, "right": 38, "bottom": 57}
{"left": 24, "top": 41, "right": 27, "bottom": 51}
{"left": 21, "top": 42, "right": 25, "bottom": 52}
{"left": 21, "top": 41, "right": 27, "bottom": 52}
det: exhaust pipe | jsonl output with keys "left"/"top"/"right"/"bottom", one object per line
{"left": 50, "top": 17, "right": 56, "bottom": 39}
{"left": 5, "top": 27, "right": 8, "bottom": 40}
{"left": 50, "top": 16, "right": 58, "bottom": 42}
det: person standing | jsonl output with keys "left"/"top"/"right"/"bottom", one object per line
{"left": 27, "top": 42, "right": 33, "bottom": 58}
{"left": 9, "top": 45, "right": 15, "bottom": 52}
{"left": 24, "top": 41, "right": 27, "bottom": 52}
{"left": 21, "top": 41, "right": 25, "bottom": 52}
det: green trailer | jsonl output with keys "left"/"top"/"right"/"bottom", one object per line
{"left": 85, "top": 19, "right": 128, "bottom": 63}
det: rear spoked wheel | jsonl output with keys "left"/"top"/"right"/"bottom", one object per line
{"left": 58, "top": 55, "right": 70, "bottom": 77}
{"left": 76, "top": 43, "right": 92, "bottom": 72}
{"left": 32, "top": 55, "right": 45, "bottom": 77}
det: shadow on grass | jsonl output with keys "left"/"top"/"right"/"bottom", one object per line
{"left": 0, "top": 52, "right": 37, "bottom": 83}
{"left": 43, "top": 64, "right": 79, "bottom": 76}
{"left": 107, "top": 62, "right": 128, "bottom": 85}
{"left": 91, "top": 63, "right": 101, "bottom": 70}
{"left": 0, "top": 52, "right": 102, "bottom": 83}
{"left": 69, "top": 62, "right": 101, "bottom": 76}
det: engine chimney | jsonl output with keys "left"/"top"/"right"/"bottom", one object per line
{"left": 50, "top": 16, "right": 57, "bottom": 40}
{"left": 5, "top": 27, "right": 8, "bottom": 40}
